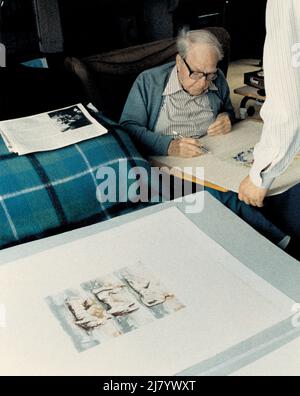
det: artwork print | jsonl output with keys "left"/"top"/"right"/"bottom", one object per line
{"left": 227, "top": 147, "right": 300, "bottom": 169}
{"left": 46, "top": 263, "right": 185, "bottom": 352}
{"left": 230, "top": 147, "right": 255, "bottom": 168}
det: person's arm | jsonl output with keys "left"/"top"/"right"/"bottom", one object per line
{"left": 249, "top": 0, "right": 300, "bottom": 189}
{"left": 120, "top": 74, "right": 173, "bottom": 156}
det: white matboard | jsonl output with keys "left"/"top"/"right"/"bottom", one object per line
{"left": 0, "top": 207, "right": 295, "bottom": 375}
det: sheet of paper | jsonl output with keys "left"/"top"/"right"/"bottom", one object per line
{"left": 0, "top": 207, "right": 295, "bottom": 375}
{"left": 0, "top": 103, "right": 107, "bottom": 155}
{"left": 151, "top": 120, "right": 300, "bottom": 195}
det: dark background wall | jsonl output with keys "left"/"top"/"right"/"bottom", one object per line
{"left": 174, "top": 0, "right": 267, "bottom": 60}
{"left": 225, "top": 0, "right": 267, "bottom": 60}
{"left": 0, "top": 0, "right": 267, "bottom": 64}
{"left": 58, "top": 0, "right": 144, "bottom": 56}
{"left": 0, "top": 0, "right": 39, "bottom": 60}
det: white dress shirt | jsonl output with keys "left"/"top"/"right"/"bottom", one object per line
{"left": 250, "top": 0, "right": 300, "bottom": 189}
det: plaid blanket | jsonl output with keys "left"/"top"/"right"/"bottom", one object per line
{"left": 0, "top": 113, "right": 153, "bottom": 250}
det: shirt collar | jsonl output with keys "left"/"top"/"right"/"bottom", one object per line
{"left": 163, "top": 66, "right": 182, "bottom": 96}
{"left": 163, "top": 66, "right": 219, "bottom": 96}
{"left": 209, "top": 81, "right": 218, "bottom": 91}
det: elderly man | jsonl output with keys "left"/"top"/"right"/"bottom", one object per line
{"left": 120, "top": 29, "right": 234, "bottom": 157}
{"left": 120, "top": 29, "right": 297, "bottom": 259}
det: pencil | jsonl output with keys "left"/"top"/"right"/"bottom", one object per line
{"left": 172, "top": 131, "right": 211, "bottom": 154}
{"left": 172, "top": 130, "right": 184, "bottom": 139}
{"left": 199, "top": 145, "right": 211, "bottom": 154}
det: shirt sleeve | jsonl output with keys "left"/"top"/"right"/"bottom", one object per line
{"left": 249, "top": 0, "right": 300, "bottom": 189}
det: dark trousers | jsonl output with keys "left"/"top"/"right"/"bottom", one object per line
{"left": 206, "top": 187, "right": 286, "bottom": 246}
{"left": 167, "top": 176, "right": 297, "bottom": 249}
{"left": 262, "top": 183, "right": 300, "bottom": 243}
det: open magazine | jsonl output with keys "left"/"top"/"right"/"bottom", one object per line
{"left": 0, "top": 103, "right": 108, "bottom": 155}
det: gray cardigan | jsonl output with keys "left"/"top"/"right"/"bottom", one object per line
{"left": 120, "top": 62, "right": 235, "bottom": 156}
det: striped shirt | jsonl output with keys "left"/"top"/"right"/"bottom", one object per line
{"left": 249, "top": 0, "right": 300, "bottom": 189}
{"left": 154, "top": 66, "right": 217, "bottom": 138}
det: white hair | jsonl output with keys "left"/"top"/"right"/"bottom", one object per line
{"left": 177, "top": 29, "right": 224, "bottom": 61}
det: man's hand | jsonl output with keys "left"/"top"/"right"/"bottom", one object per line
{"left": 238, "top": 176, "right": 268, "bottom": 207}
{"left": 207, "top": 113, "right": 232, "bottom": 136}
{"left": 168, "top": 137, "right": 204, "bottom": 158}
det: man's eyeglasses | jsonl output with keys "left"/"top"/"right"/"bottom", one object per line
{"left": 182, "top": 57, "right": 218, "bottom": 81}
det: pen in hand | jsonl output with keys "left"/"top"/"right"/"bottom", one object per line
{"left": 172, "top": 131, "right": 212, "bottom": 154}
{"left": 198, "top": 145, "right": 211, "bottom": 154}
{"left": 172, "top": 130, "right": 184, "bottom": 139}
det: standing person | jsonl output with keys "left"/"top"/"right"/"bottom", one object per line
{"left": 239, "top": 0, "right": 300, "bottom": 257}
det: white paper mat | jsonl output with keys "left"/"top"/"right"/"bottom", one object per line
{"left": 0, "top": 207, "right": 295, "bottom": 375}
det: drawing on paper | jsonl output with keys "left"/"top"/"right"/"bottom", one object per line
{"left": 93, "top": 283, "right": 140, "bottom": 316}
{"left": 120, "top": 267, "right": 175, "bottom": 309}
{"left": 46, "top": 263, "right": 185, "bottom": 352}
{"left": 230, "top": 147, "right": 255, "bottom": 168}
{"left": 226, "top": 147, "right": 300, "bottom": 169}
{"left": 65, "top": 297, "right": 111, "bottom": 330}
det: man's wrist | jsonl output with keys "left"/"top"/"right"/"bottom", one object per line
{"left": 217, "top": 112, "right": 229, "bottom": 118}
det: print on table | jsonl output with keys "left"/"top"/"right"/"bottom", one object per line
{"left": 46, "top": 263, "right": 185, "bottom": 352}
{"left": 227, "top": 147, "right": 300, "bottom": 168}
{"left": 231, "top": 147, "right": 255, "bottom": 168}
{"left": 116, "top": 263, "right": 184, "bottom": 319}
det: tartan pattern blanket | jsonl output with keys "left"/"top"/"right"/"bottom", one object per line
{"left": 0, "top": 113, "right": 152, "bottom": 250}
